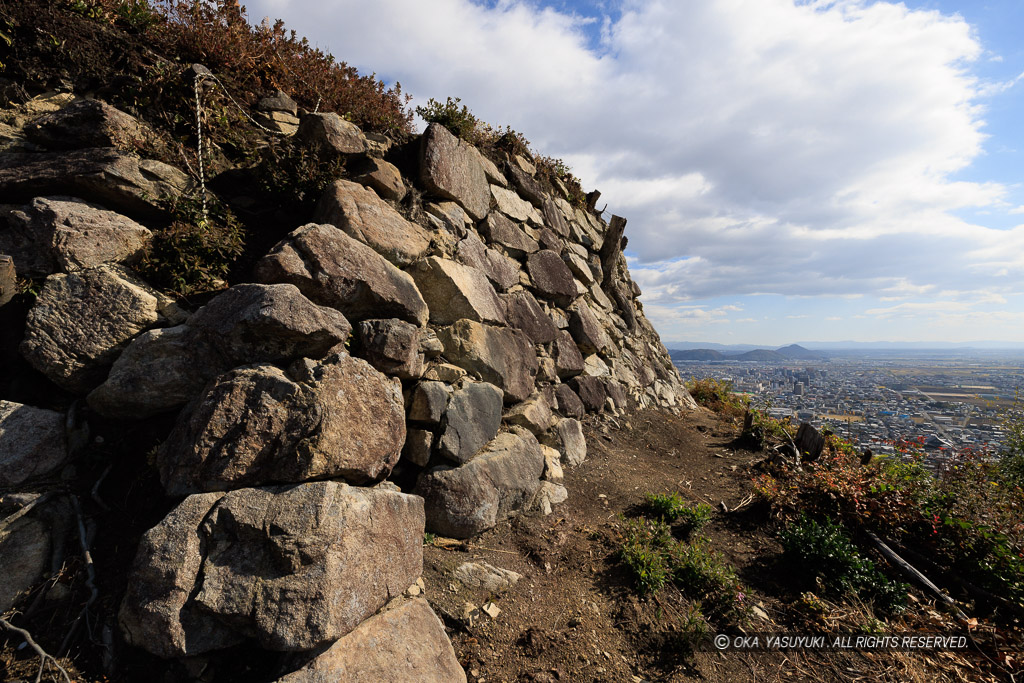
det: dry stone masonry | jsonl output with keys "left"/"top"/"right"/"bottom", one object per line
{"left": 0, "top": 93, "right": 693, "bottom": 681}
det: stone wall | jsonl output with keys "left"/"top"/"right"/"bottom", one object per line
{"left": 0, "top": 90, "right": 693, "bottom": 680}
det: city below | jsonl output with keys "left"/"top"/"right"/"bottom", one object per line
{"left": 670, "top": 343, "right": 1024, "bottom": 470}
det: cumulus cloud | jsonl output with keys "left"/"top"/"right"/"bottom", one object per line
{"left": 243, "top": 0, "right": 1023, "bottom": 340}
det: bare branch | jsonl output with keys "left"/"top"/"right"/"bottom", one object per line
{"left": 90, "top": 463, "right": 113, "bottom": 512}
{"left": 58, "top": 495, "right": 98, "bottom": 656}
{"left": 0, "top": 492, "right": 54, "bottom": 534}
{"left": 0, "top": 617, "right": 72, "bottom": 683}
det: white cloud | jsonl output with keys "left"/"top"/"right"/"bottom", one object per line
{"left": 242, "top": 0, "right": 1023, "bottom": 339}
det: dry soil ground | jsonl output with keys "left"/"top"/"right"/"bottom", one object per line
{"left": 423, "top": 407, "right": 1001, "bottom": 683}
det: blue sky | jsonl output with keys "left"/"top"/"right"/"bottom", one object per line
{"left": 245, "top": 0, "right": 1024, "bottom": 345}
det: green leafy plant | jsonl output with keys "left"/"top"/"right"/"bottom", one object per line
{"left": 779, "top": 515, "right": 908, "bottom": 614}
{"left": 670, "top": 535, "right": 747, "bottom": 621}
{"left": 685, "top": 377, "right": 750, "bottom": 419}
{"left": 618, "top": 507, "right": 747, "bottom": 625}
{"left": 253, "top": 139, "right": 347, "bottom": 207}
{"left": 643, "top": 492, "right": 712, "bottom": 532}
{"left": 415, "top": 96, "right": 479, "bottom": 140}
{"left": 619, "top": 517, "right": 674, "bottom": 595}
{"left": 115, "top": 0, "right": 159, "bottom": 31}
{"left": 137, "top": 195, "right": 244, "bottom": 296}
{"left": 998, "top": 394, "right": 1024, "bottom": 486}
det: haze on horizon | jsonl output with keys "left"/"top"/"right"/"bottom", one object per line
{"left": 245, "top": 0, "right": 1024, "bottom": 345}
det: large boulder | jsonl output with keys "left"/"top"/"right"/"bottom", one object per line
{"left": 157, "top": 352, "right": 405, "bottom": 494}
{"left": 24, "top": 99, "right": 150, "bottom": 151}
{"left": 553, "top": 417, "right": 586, "bottom": 466}
{"left": 0, "top": 148, "right": 191, "bottom": 219}
{"left": 88, "top": 283, "right": 352, "bottom": 418}
{"left": 542, "top": 198, "right": 570, "bottom": 238}
{"left": 354, "top": 157, "right": 407, "bottom": 201}
{"left": 21, "top": 265, "right": 177, "bottom": 393}
{"left": 419, "top": 123, "right": 491, "bottom": 220}
{"left": 490, "top": 184, "right": 532, "bottom": 221}
{"left": 563, "top": 251, "right": 595, "bottom": 285}
{"left": 436, "top": 320, "right": 537, "bottom": 403}
{"left": 552, "top": 329, "right": 585, "bottom": 378}
{"left": 355, "top": 318, "right": 424, "bottom": 379}
{"left": 411, "top": 257, "right": 506, "bottom": 326}
{"left": 118, "top": 492, "right": 241, "bottom": 659}
{"left": 120, "top": 482, "right": 424, "bottom": 656}
{"left": 527, "top": 249, "right": 576, "bottom": 306}
{"left": 255, "top": 223, "right": 428, "bottom": 325}
{"left": 298, "top": 112, "right": 367, "bottom": 155}
{"left": 425, "top": 201, "right": 472, "bottom": 236}
{"left": 0, "top": 494, "right": 72, "bottom": 614}
{"left": 501, "top": 290, "right": 558, "bottom": 344}
{"left": 480, "top": 212, "right": 538, "bottom": 258}
{"left": 0, "top": 196, "right": 151, "bottom": 277}
{"left": 454, "top": 232, "right": 519, "bottom": 292}
{"left": 407, "top": 380, "right": 451, "bottom": 425}
{"left": 414, "top": 428, "right": 545, "bottom": 538}
{"left": 567, "top": 375, "right": 608, "bottom": 412}
{"left": 0, "top": 401, "right": 67, "bottom": 488}
{"left": 504, "top": 163, "right": 546, "bottom": 207}
{"left": 256, "top": 90, "right": 300, "bottom": 135}
{"left": 186, "top": 283, "right": 352, "bottom": 362}
{"left": 87, "top": 326, "right": 223, "bottom": 418}
{"left": 276, "top": 598, "right": 466, "bottom": 683}
{"left": 437, "top": 382, "right": 504, "bottom": 464}
{"left": 567, "top": 299, "right": 612, "bottom": 355}
{"left": 553, "top": 384, "right": 586, "bottom": 419}
{"left": 314, "top": 179, "right": 429, "bottom": 267}
{"left": 502, "top": 393, "right": 554, "bottom": 436}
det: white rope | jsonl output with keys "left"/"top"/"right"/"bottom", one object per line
{"left": 193, "top": 72, "right": 208, "bottom": 222}
{"left": 191, "top": 65, "right": 295, "bottom": 222}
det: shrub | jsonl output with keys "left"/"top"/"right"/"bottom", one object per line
{"left": 415, "top": 94, "right": 588, "bottom": 208}
{"left": 63, "top": 0, "right": 414, "bottom": 135}
{"left": 252, "top": 139, "right": 347, "bottom": 207}
{"left": 670, "top": 536, "right": 747, "bottom": 621}
{"left": 619, "top": 517, "right": 673, "bottom": 595}
{"left": 137, "top": 195, "right": 243, "bottom": 295}
{"left": 779, "top": 515, "right": 908, "bottom": 614}
{"left": 643, "top": 492, "right": 712, "bottom": 532}
{"left": 998, "top": 397, "right": 1024, "bottom": 486}
{"left": 618, "top": 511, "right": 747, "bottom": 624}
{"left": 642, "top": 492, "right": 688, "bottom": 521}
{"left": 415, "top": 96, "right": 479, "bottom": 140}
{"left": 685, "top": 377, "right": 749, "bottom": 418}
{"left": 757, "top": 431, "right": 1024, "bottom": 615}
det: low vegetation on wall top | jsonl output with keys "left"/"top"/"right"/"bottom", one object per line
{"left": 54, "top": 0, "right": 415, "bottom": 135}
{"left": 416, "top": 96, "right": 587, "bottom": 209}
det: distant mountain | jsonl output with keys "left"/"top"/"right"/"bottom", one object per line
{"left": 776, "top": 344, "right": 825, "bottom": 359}
{"left": 665, "top": 342, "right": 763, "bottom": 352}
{"left": 670, "top": 349, "right": 726, "bottom": 361}
{"left": 796, "top": 340, "right": 1024, "bottom": 351}
{"left": 670, "top": 347, "right": 787, "bottom": 361}
{"left": 734, "top": 349, "right": 784, "bottom": 361}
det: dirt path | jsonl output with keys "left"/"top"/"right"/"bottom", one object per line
{"left": 422, "top": 408, "right": 766, "bottom": 682}
{"left": 422, "top": 408, "right": 980, "bottom": 683}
